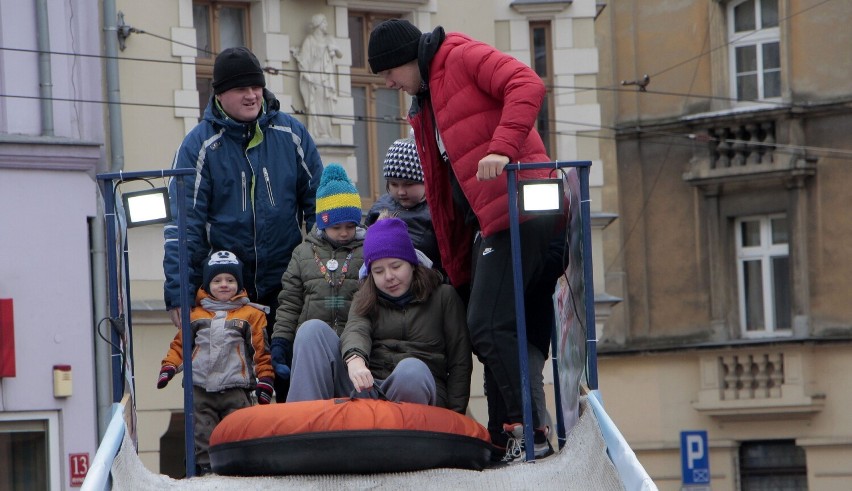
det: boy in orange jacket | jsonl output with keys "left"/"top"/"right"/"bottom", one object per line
{"left": 157, "top": 250, "right": 273, "bottom": 475}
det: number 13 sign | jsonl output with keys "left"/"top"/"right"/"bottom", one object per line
{"left": 70, "top": 453, "right": 90, "bottom": 487}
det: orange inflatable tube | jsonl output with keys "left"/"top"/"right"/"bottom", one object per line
{"left": 209, "top": 398, "right": 492, "bottom": 475}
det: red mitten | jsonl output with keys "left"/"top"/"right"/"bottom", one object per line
{"left": 255, "top": 377, "right": 274, "bottom": 404}
{"left": 157, "top": 366, "right": 176, "bottom": 389}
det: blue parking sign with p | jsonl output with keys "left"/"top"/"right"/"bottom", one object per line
{"left": 681, "top": 430, "right": 710, "bottom": 485}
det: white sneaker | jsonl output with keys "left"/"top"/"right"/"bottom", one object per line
{"left": 500, "top": 423, "right": 554, "bottom": 463}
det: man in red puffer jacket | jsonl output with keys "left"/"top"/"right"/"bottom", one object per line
{"left": 368, "top": 19, "right": 562, "bottom": 464}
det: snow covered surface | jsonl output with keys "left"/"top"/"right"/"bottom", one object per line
{"left": 109, "top": 397, "right": 624, "bottom": 490}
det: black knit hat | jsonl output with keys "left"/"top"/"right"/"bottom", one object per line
{"left": 368, "top": 19, "right": 422, "bottom": 73}
{"left": 212, "top": 47, "right": 266, "bottom": 95}
{"left": 383, "top": 138, "right": 423, "bottom": 183}
{"left": 202, "top": 250, "right": 244, "bottom": 294}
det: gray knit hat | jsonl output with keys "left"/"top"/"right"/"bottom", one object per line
{"left": 382, "top": 138, "right": 423, "bottom": 183}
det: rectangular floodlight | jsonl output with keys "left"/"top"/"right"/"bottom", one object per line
{"left": 518, "top": 178, "right": 564, "bottom": 215}
{"left": 122, "top": 187, "right": 172, "bottom": 227}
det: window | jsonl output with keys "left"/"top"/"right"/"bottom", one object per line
{"left": 728, "top": 0, "right": 780, "bottom": 102}
{"left": 193, "top": 1, "right": 251, "bottom": 117}
{"left": 530, "top": 22, "right": 556, "bottom": 157}
{"left": 735, "top": 214, "right": 791, "bottom": 336}
{"left": 0, "top": 420, "right": 49, "bottom": 490}
{"left": 349, "top": 12, "right": 410, "bottom": 206}
{"left": 739, "top": 440, "right": 807, "bottom": 490}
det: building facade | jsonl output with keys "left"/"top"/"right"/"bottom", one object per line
{"left": 596, "top": 1, "right": 852, "bottom": 489}
{"left": 0, "top": 0, "right": 106, "bottom": 489}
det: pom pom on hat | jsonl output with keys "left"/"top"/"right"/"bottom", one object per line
{"left": 212, "top": 47, "right": 266, "bottom": 95}
{"left": 316, "top": 164, "right": 363, "bottom": 229}
{"left": 383, "top": 138, "right": 423, "bottom": 183}
{"left": 202, "top": 251, "right": 244, "bottom": 294}
{"left": 363, "top": 217, "right": 419, "bottom": 272}
{"left": 368, "top": 19, "right": 422, "bottom": 73}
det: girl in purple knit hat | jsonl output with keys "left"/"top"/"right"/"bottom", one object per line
{"left": 286, "top": 215, "right": 472, "bottom": 414}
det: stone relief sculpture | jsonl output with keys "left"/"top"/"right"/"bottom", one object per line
{"left": 291, "top": 14, "right": 342, "bottom": 142}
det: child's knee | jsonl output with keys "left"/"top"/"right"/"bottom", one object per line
{"left": 295, "top": 319, "right": 332, "bottom": 342}
{"left": 395, "top": 357, "right": 429, "bottom": 378}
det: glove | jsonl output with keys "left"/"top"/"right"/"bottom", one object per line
{"left": 157, "top": 366, "right": 176, "bottom": 389}
{"left": 255, "top": 377, "right": 274, "bottom": 405}
{"left": 270, "top": 337, "right": 292, "bottom": 380}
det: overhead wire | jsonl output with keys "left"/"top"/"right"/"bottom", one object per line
{"left": 0, "top": 0, "right": 845, "bottom": 161}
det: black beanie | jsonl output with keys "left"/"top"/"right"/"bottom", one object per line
{"left": 202, "top": 251, "right": 244, "bottom": 294}
{"left": 368, "top": 19, "right": 422, "bottom": 74}
{"left": 212, "top": 47, "right": 266, "bottom": 95}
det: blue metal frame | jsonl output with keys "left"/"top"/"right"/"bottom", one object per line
{"left": 505, "top": 161, "right": 597, "bottom": 462}
{"left": 96, "top": 161, "right": 599, "bottom": 472}
{"left": 97, "top": 168, "right": 197, "bottom": 477}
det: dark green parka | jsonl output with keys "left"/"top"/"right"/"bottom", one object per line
{"left": 272, "top": 226, "right": 365, "bottom": 344}
{"left": 340, "top": 283, "right": 472, "bottom": 414}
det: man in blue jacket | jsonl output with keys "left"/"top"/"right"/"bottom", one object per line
{"left": 163, "top": 47, "right": 324, "bottom": 401}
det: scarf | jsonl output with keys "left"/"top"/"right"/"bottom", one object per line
{"left": 200, "top": 295, "right": 270, "bottom": 315}
{"left": 378, "top": 290, "right": 415, "bottom": 309}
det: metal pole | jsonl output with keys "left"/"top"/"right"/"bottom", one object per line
{"left": 99, "top": 180, "right": 124, "bottom": 402}
{"left": 176, "top": 176, "right": 196, "bottom": 477}
{"left": 578, "top": 166, "right": 599, "bottom": 390}
{"left": 550, "top": 320, "right": 566, "bottom": 449}
{"left": 97, "top": 168, "right": 196, "bottom": 473}
{"left": 121, "top": 237, "right": 137, "bottom": 399}
{"left": 505, "top": 166, "right": 536, "bottom": 462}
{"left": 504, "top": 160, "right": 595, "bottom": 459}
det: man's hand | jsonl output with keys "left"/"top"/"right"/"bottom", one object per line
{"left": 168, "top": 308, "right": 182, "bottom": 329}
{"left": 346, "top": 356, "right": 374, "bottom": 392}
{"left": 477, "top": 153, "right": 510, "bottom": 181}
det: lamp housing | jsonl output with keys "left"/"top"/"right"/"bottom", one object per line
{"left": 122, "top": 187, "right": 172, "bottom": 227}
{"left": 518, "top": 178, "right": 564, "bottom": 215}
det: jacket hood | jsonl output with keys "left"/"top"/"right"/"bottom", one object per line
{"left": 417, "top": 26, "right": 446, "bottom": 96}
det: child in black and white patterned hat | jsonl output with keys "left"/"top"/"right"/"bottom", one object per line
{"left": 366, "top": 136, "right": 442, "bottom": 274}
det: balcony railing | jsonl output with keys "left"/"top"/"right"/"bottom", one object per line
{"left": 709, "top": 122, "right": 776, "bottom": 169}
{"left": 682, "top": 116, "right": 815, "bottom": 186}
{"left": 693, "top": 348, "right": 824, "bottom": 421}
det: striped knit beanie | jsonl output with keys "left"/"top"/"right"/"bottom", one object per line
{"left": 316, "top": 164, "right": 362, "bottom": 229}
{"left": 383, "top": 138, "right": 423, "bottom": 183}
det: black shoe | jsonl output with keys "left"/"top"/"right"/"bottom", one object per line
{"left": 195, "top": 463, "right": 213, "bottom": 476}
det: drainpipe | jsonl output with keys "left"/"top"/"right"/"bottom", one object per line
{"left": 94, "top": 0, "right": 126, "bottom": 438}
{"left": 104, "top": 0, "right": 125, "bottom": 173}
{"left": 90, "top": 210, "right": 110, "bottom": 440}
{"left": 35, "top": 0, "right": 54, "bottom": 136}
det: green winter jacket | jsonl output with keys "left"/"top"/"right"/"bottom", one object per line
{"left": 340, "top": 284, "right": 472, "bottom": 414}
{"left": 272, "top": 226, "right": 365, "bottom": 344}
